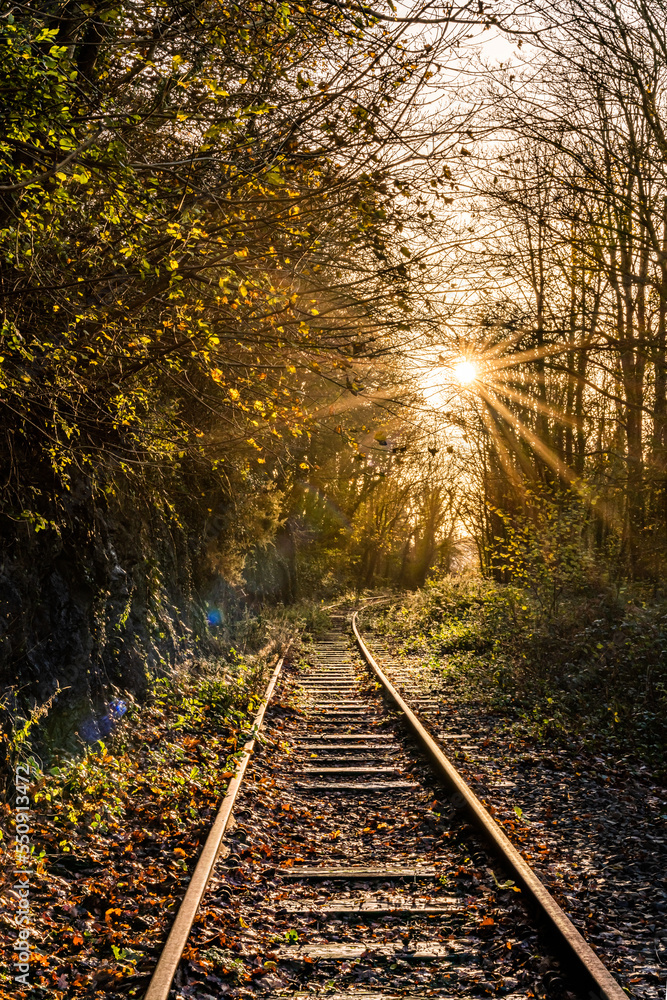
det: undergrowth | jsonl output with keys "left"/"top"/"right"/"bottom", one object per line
{"left": 1, "top": 598, "right": 329, "bottom": 793}
{"left": 371, "top": 575, "right": 667, "bottom": 769}
{"left": 1, "top": 593, "right": 326, "bottom": 997}
{"left": 227, "top": 600, "right": 332, "bottom": 653}
{"left": 1, "top": 644, "right": 281, "bottom": 998}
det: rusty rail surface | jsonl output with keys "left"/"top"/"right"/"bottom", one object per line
{"left": 143, "top": 654, "right": 284, "bottom": 1000}
{"left": 352, "top": 610, "right": 627, "bottom": 1000}
{"left": 143, "top": 607, "right": 627, "bottom": 1000}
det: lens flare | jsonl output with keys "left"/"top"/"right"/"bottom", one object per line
{"left": 454, "top": 359, "right": 477, "bottom": 385}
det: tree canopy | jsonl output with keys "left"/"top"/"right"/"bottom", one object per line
{"left": 0, "top": 1, "right": 466, "bottom": 534}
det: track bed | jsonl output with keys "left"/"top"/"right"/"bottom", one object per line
{"left": 168, "top": 619, "right": 588, "bottom": 999}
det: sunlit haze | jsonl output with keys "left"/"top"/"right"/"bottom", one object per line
{"left": 454, "top": 359, "right": 478, "bottom": 385}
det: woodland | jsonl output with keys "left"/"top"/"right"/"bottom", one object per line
{"left": 0, "top": 0, "right": 667, "bottom": 776}
{"left": 2, "top": 3, "right": 667, "bottom": 998}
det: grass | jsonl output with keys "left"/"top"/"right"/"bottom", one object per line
{"left": 369, "top": 574, "right": 667, "bottom": 772}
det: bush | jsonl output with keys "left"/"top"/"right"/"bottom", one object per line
{"left": 370, "top": 574, "right": 667, "bottom": 765}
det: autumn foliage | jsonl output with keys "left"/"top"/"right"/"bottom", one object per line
{"left": 0, "top": 1, "right": 439, "bottom": 522}
{"left": 0, "top": 1, "right": 457, "bottom": 725}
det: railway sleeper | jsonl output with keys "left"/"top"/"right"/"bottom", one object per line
{"left": 146, "top": 618, "right": 624, "bottom": 1000}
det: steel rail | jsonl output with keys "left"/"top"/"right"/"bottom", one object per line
{"left": 352, "top": 611, "right": 627, "bottom": 1000}
{"left": 143, "top": 655, "right": 285, "bottom": 1000}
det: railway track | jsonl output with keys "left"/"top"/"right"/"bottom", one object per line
{"left": 145, "top": 610, "right": 628, "bottom": 1000}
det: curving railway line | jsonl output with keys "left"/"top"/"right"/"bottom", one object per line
{"left": 144, "top": 609, "right": 628, "bottom": 1000}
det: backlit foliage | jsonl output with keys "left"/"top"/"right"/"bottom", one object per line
{"left": 0, "top": 1, "right": 442, "bottom": 526}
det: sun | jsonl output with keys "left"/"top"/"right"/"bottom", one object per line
{"left": 454, "top": 359, "right": 478, "bottom": 385}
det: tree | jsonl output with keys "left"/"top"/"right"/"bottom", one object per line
{"left": 436, "top": 0, "right": 667, "bottom": 578}
{"left": 0, "top": 0, "right": 481, "bottom": 717}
